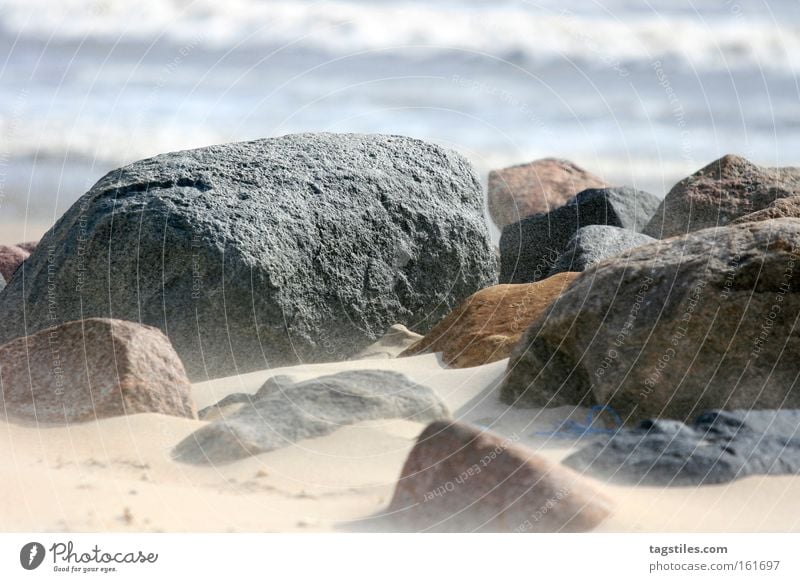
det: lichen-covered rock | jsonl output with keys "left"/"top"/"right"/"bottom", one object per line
{"left": 0, "top": 134, "right": 497, "bottom": 380}
{"left": 501, "top": 218, "right": 800, "bottom": 423}
{"left": 547, "top": 225, "right": 656, "bottom": 275}
{"left": 173, "top": 370, "right": 449, "bottom": 463}
{"left": 385, "top": 421, "right": 611, "bottom": 532}
{"left": 644, "top": 155, "right": 800, "bottom": 238}
{"left": 500, "top": 186, "right": 659, "bottom": 283}
{"left": 400, "top": 273, "right": 579, "bottom": 368}
{"left": 0, "top": 318, "right": 196, "bottom": 423}
{"left": 488, "top": 158, "right": 609, "bottom": 229}
{"left": 564, "top": 409, "right": 800, "bottom": 486}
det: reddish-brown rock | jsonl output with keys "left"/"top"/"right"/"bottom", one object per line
{"left": 400, "top": 272, "right": 579, "bottom": 368}
{"left": 0, "top": 318, "right": 197, "bottom": 423}
{"left": 488, "top": 158, "right": 609, "bottom": 229}
{"left": 731, "top": 196, "right": 800, "bottom": 225}
{"left": 0, "top": 244, "right": 29, "bottom": 282}
{"left": 16, "top": 241, "right": 38, "bottom": 253}
{"left": 644, "top": 155, "right": 800, "bottom": 238}
{"left": 386, "top": 421, "right": 611, "bottom": 532}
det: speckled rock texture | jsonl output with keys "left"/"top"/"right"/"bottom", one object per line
{"left": 547, "top": 225, "right": 656, "bottom": 275}
{"left": 350, "top": 324, "right": 423, "bottom": 360}
{"left": 564, "top": 409, "right": 800, "bottom": 486}
{"left": 501, "top": 219, "right": 800, "bottom": 423}
{"left": 731, "top": 196, "right": 800, "bottom": 225}
{"left": 488, "top": 158, "right": 609, "bottom": 229}
{"left": 0, "top": 244, "right": 29, "bottom": 281}
{"left": 385, "top": 421, "right": 611, "bottom": 532}
{"left": 0, "top": 318, "right": 196, "bottom": 424}
{"left": 173, "top": 370, "right": 449, "bottom": 464}
{"left": 500, "top": 186, "right": 659, "bottom": 283}
{"left": 0, "top": 134, "right": 497, "bottom": 381}
{"left": 644, "top": 155, "right": 800, "bottom": 238}
{"left": 400, "top": 272, "right": 579, "bottom": 368}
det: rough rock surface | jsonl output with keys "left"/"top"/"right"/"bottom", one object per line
{"left": 0, "top": 318, "right": 196, "bottom": 423}
{"left": 731, "top": 196, "right": 800, "bottom": 225}
{"left": 0, "top": 134, "right": 497, "bottom": 380}
{"left": 488, "top": 158, "right": 609, "bottom": 229}
{"left": 0, "top": 244, "right": 29, "bottom": 281}
{"left": 548, "top": 225, "right": 656, "bottom": 275}
{"left": 400, "top": 272, "right": 579, "bottom": 368}
{"left": 16, "top": 241, "right": 38, "bottom": 253}
{"left": 350, "top": 324, "right": 423, "bottom": 360}
{"left": 564, "top": 409, "right": 800, "bottom": 486}
{"left": 500, "top": 186, "right": 660, "bottom": 283}
{"left": 385, "top": 421, "right": 611, "bottom": 532}
{"left": 501, "top": 219, "right": 800, "bottom": 423}
{"left": 644, "top": 155, "right": 800, "bottom": 238}
{"left": 174, "top": 370, "right": 450, "bottom": 463}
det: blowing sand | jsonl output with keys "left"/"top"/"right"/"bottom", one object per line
{"left": 2, "top": 353, "right": 799, "bottom": 532}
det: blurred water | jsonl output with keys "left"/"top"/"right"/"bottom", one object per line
{"left": 1, "top": 0, "right": 798, "bottom": 235}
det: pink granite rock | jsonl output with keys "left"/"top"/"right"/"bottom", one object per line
{"left": 386, "top": 421, "right": 611, "bottom": 532}
{"left": 0, "top": 318, "right": 197, "bottom": 423}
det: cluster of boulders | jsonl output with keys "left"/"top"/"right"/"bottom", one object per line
{"left": 3, "top": 133, "right": 800, "bottom": 530}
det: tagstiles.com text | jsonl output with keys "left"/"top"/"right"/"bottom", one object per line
{"left": 648, "top": 544, "right": 781, "bottom": 574}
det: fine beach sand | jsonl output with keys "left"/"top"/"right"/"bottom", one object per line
{"left": 2, "top": 353, "right": 799, "bottom": 533}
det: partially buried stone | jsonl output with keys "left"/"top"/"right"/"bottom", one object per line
{"left": 173, "top": 370, "right": 450, "bottom": 464}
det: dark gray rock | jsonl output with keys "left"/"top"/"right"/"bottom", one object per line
{"left": 501, "top": 218, "right": 800, "bottom": 423}
{"left": 563, "top": 409, "right": 800, "bottom": 486}
{"left": 644, "top": 155, "right": 800, "bottom": 238}
{"left": 173, "top": 370, "right": 450, "bottom": 464}
{"left": 0, "top": 133, "right": 496, "bottom": 380}
{"left": 548, "top": 225, "right": 656, "bottom": 275}
{"left": 500, "top": 186, "right": 659, "bottom": 283}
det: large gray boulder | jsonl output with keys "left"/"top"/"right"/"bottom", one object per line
{"left": 501, "top": 218, "right": 800, "bottom": 423}
{"left": 0, "top": 133, "right": 496, "bottom": 380}
{"left": 644, "top": 155, "right": 800, "bottom": 238}
{"left": 547, "top": 225, "right": 656, "bottom": 275}
{"left": 173, "top": 370, "right": 450, "bottom": 463}
{"left": 564, "top": 409, "right": 800, "bottom": 486}
{"left": 499, "top": 186, "right": 659, "bottom": 283}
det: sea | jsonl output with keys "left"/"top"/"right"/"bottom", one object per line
{"left": 1, "top": 0, "right": 799, "bottom": 238}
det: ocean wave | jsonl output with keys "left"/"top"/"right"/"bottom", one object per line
{"left": 1, "top": 0, "right": 799, "bottom": 73}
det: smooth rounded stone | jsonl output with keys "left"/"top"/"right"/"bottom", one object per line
{"left": 547, "top": 225, "right": 657, "bottom": 275}
{"left": 350, "top": 324, "right": 422, "bottom": 360}
{"left": 174, "top": 370, "right": 450, "bottom": 464}
{"left": 0, "top": 244, "right": 29, "bottom": 281}
{"left": 400, "top": 272, "right": 579, "bottom": 368}
{"left": 501, "top": 218, "right": 800, "bottom": 423}
{"left": 499, "top": 186, "right": 660, "bottom": 283}
{"left": 564, "top": 409, "right": 800, "bottom": 486}
{"left": 731, "top": 196, "right": 800, "bottom": 225}
{"left": 488, "top": 158, "right": 609, "bottom": 229}
{"left": 384, "top": 421, "right": 611, "bottom": 532}
{"left": 644, "top": 155, "right": 800, "bottom": 238}
{"left": 0, "top": 133, "right": 497, "bottom": 381}
{"left": 0, "top": 318, "right": 196, "bottom": 423}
